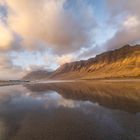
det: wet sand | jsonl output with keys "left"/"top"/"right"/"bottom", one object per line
{"left": 0, "top": 81, "right": 139, "bottom": 140}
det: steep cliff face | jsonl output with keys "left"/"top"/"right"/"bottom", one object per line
{"left": 51, "top": 45, "right": 140, "bottom": 79}
{"left": 22, "top": 45, "right": 140, "bottom": 80}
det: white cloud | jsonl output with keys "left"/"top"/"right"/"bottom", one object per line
{"left": 123, "top": 16, "right": 140, "bottom": 29}
{"left": 0, "top": 22, "right": 13, "bottom": 50}
{"left": 2, "top": 0, "right": 96, "bottom": 54}
{"left": 56, "top": 54, "right": 75, "bottom": 65}
{"left": 0, "top": 54, "right": 25, "bottom": 80}
{"left": 104, "top": 0, "right": 140, "bottom": 50}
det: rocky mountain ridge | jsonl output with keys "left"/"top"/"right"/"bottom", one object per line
{"left": 23, "top": 45, "right": 140, "bottom": 80}
{"left": 50, "top": 45, "right": 140, "bottom": 79}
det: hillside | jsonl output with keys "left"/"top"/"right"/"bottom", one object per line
{"left": 23, "top": 45, "right": 140, "bottom": 80}
{"left": 50, "top": 45, "right": 140, "bottom": 79}
{"left": 23, "top": 70, "right": 53, "bottom": 80}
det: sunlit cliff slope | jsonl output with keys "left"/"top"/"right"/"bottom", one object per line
{"left": 23, "top": 45, "right": 140, "bottom": 80}
{"left": 50, "top": 45, "right": 140, "bottom": 79}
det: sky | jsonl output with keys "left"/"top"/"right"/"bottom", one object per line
{"left": 0, "top": 0, "right": 140, "bottom": 79}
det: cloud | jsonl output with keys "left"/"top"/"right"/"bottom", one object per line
{"left": 105, "top": 15, "right": 140, "bottom": 50}
{"left": 3, "top": 0, "right": 96, "bottom": 54}
{"left": 0, "top": 22, "right": 13, "bottom": 50}
{"left": 78, "top": 46, "right": 104, "bottom": 59}
{"left": 123, "top": 16, "right": 140, "bottom": 28}
{"left": 0, "top": 0, "right": 99, "bottom": 80}
{"left": 0, "top": 54, "right": 25, "bottom": 80}
{"left": 25, "top": 65, "right": 52, "bottom": 72}
{"left": 56, "top": 54, "right": 75, "bottom": 65}
{"left": 105, "top": 0, "right": 140, "bottom": 50}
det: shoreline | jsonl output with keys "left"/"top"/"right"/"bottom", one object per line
{"left": 0, "top": 78, "right": 140, "bottom": 87}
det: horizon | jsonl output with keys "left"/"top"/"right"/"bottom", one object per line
{"left": 0, "top": 0, "right": 140, "bottom": 79}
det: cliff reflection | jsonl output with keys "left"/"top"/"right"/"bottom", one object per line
{"left": 25, "top": 81, "right": 140, "bottom": 113}
{"left": 0, "top": 81, "right": 139, "bottom": 140}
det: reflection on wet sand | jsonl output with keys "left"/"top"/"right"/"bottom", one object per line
{"left": 25, "top": 81, "right": 140, "bottom": 113}
{"left": 0, "top": 81, "right": 139, "bottom": 140}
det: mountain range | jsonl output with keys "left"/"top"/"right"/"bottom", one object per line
{"left": 23, "top": 45, "right": 140, "bottom": 80}
{"left": 23, "top": 70, "right": 53, "bottom": 81}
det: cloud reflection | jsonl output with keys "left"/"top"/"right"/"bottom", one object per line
{"left": 0, "top": 81, "right": 139, "bottom": 140}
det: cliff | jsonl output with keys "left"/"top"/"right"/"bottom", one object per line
{"left": 50, "top": 45, "right": 140, "bottom": 79}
